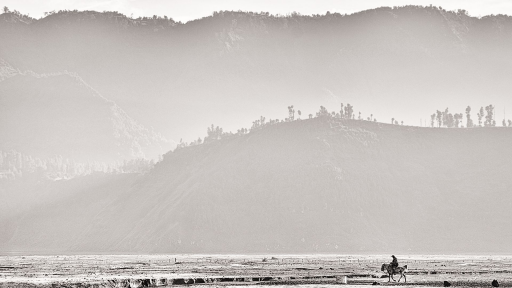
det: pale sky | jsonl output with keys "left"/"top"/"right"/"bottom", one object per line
{"left": 2, "top": 0, "right": 512, "bottom": 22}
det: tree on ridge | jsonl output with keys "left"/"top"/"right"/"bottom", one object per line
{"left": 465, "top": 106, "right": 473, "bottom": 128}
{"left": 484, "top": 105, "right": 495, "bottom": 127}
{"left": 477, "top": 107, "right": 484, "bottom": 127}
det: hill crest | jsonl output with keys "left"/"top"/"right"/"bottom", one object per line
{"left": 3, "top": 118, "right": 512, "bottom": 254}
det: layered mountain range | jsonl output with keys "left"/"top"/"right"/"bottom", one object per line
{"left": 0, "top": 60, "right": 171, "bottom": 162}
{"left": 1, "top": 6, "right": 512, "bottom": 254}
{"left": 1, "top": 6, "right": 512, "bottom": 142}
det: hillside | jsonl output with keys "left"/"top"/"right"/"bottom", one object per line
{"left": 1, "top": 7, "right": 512, "bottom": 141}
{"left": 2, "top": 118, "right": 512, "bottom": 254}
{"left": 0, "top": 60, "right": 171, "bottom": 162}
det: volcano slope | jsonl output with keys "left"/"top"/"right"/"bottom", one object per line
{"left": 2, "top": 118, "right": 512, "bottom": 254}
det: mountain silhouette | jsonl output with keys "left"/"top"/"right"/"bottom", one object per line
{"left": 0, "top": 60, "right": 171, "bottom": 162}
{"left": 2, "top": 118, "right": 511, "bottom": 254}
{"left": 1, "top": 7, "right": 512, "bottom": 141}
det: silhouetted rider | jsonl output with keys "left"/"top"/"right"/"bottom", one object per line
{"left": 390, "top": 255, "right": 398, "bottom": 271}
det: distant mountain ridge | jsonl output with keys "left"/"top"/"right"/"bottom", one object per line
{"left": 2, "top": 118, "right": 512, "bottom": 254}
{"left": 0, "top": 59, "right": 172, "bottom": 162}
{"left": 2, "top": 6, "right": 512, "bottom": 255}
{"left": 1, "top": 6, "right": 512, "bottom": 141}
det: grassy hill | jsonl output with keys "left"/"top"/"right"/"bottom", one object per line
{"left": 2, "top": 118, "right": 512, "bottom": 254}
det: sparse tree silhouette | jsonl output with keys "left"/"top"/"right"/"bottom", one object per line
{"left": 446, "top": 113, "right": 454, "bottom": 127}
{"left": 251, "top": 120, "right": 261, "bottom": 130}
{"left": 358, "top": 112, "right": 361, "bottom": 120}
{"left": 3, "top": 6, "right": 9, "bottom": 13}
{"left": 205, "top": 124, "right": 223, "bottom": 142}
{"left": 477, "top": 107, "right": 484, "bottom": 127}
{"left": 436, "top": 110, "right": 443, "bottom": 127}
{"left": 465, "top": 106, "right": 473, "bottom": 128}
{"left": 179, "top": 102, "right": 506, "bottom": 154}
{"left": 441, "top": 108, "right": 455, "bottom": 128}
{"left": 454, "top": 113, "right": 463, "bottom": 128}
{"left": 287, "top": 105, "right": 295, "bottom": 121}
{"left": 344, "top": 104, "right": 354, "bottom": 119}
{"left": 508, "top": 120, "right": 512, "bottom": 127}
{"left": 484, "top": 105, "right": 495, "bottom": 127}
{"left": 316, "top": 106, "right": 330, "bottom": 117}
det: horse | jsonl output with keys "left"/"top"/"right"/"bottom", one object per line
{"left": 381, "top": 263, "right": 408, "bottom": 283}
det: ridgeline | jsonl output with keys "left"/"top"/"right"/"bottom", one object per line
{"left": 2, "top": 117, "right": 512, "bottom": 254}
{"left": 1, "top": 6, "right": 512, "bottom": 142}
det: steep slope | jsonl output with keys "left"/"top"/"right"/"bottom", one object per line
{"left": 2, "top": 118, "right": 512, "bottom": 254}
{"left": 0, "top": 61, "right": 171, "bottom": 162}
{"left": 1, "top": 7, "right": 512, "bottom": 140}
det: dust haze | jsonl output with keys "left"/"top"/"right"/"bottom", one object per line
{"left": 1, "top": 3, "right": 512, "bottom": 287}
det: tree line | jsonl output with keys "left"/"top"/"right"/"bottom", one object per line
{"left": 174, "top": 102, "right": 512, "bottom": 151}
{"left": 0, "top": 150, "right": 156, "bottom": 181}
{"left": 175, "top": 102, "right": 381, "bottom": 150}
{"left": 1, "top": 6, "right": 178, "bottom": 27}
{"left": 430, "top": 105, "right": 512, "bottom": 128}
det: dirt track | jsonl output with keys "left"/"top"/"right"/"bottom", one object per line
{"left": 1, "top": 255, "right": 512, "bottom": 287}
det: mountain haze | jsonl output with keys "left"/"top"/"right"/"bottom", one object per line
{"left": 2, "top": 6, "right": 512, "bottom": 255}
{"left": 2, "top": 118, "right": 511, "bottom": 254}
{"left": 1, "top": 6, "right": 512, "bottom": 142}
{"left": 0, "top": 60, "right": 171, "bottom": 162}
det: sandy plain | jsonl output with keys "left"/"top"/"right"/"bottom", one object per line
{"left": 1, "top": 254, "right": 512, "bottom": 287}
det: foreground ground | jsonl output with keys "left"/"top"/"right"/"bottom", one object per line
{"left": 1, "top": 255, "right": 512, "bottom": 287}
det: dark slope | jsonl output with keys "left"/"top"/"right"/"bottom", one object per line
{"left": 1, "top": 7, "right": 512, "bottom": 140}
{"left": 2, "top": 118, "right": 512, "bottom": 254}
{"left": 0, "top": 65, "right": 171, "bottom": 162}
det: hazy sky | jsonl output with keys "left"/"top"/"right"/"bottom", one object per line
{"left": 3, "top": 0, "right": 512, "bottom": 22}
